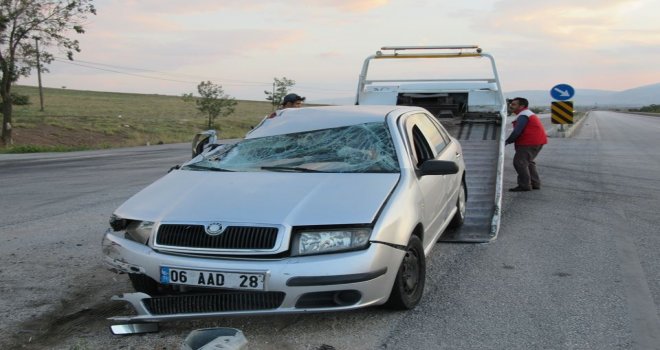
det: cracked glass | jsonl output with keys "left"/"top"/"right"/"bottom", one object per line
{"left": 184, "top": 122, "right": 400, "bottom": 173}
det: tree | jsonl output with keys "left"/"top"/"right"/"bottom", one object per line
{"left": 639, "top": 104, "right": 660, "bottom": 113}
{"left": 264, "top": 77, "right": 295, "bottom": 110}
{"left": 0, "top": 0, "right": 96, "bottom": 146}
{"left": 183, "top": 81, "right": 237, "bottom": 129}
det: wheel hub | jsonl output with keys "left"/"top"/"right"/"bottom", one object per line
{"left": 402, "top": 250, "right": 419, "bottom": 292}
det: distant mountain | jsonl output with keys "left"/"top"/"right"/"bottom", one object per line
{"left": 315, "top": 83, "right": 660, "bottom": 108}
{"left": 507, "top": 82, "right": 660, "bottom": 108}
{"left": 312, "top": 96, "right": 356, "bottom": 105}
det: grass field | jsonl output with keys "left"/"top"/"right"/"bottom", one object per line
{"left": 2, "top": 85, "right": 275, "bottom": 153}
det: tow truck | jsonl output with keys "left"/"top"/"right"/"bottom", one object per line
{"left": 355, "top": 45, "right": 506, "bottom": 242}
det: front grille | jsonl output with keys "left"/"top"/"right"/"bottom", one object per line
{"left": 156, "top": 224, "right": 278, "bottom": 249}
{"left": 144, "top": 291, "right": 285, "bottom": 314}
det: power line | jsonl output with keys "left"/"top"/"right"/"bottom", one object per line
{"left": 50, "top": 57, "right": 355, "bottom": 93}
{"left": 53, "top": 57, "right": 271, "bottom": 86}
{"left": 55, "top": 57, "right": 159, "bottom": 73}
{"left": 293, "top": 84, "right": 355, "bottom": 93}
{"left": 53, "top": 58, "right": 199, "bottom": 84}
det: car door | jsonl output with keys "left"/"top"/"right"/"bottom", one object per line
{"left": 402, "top": 112, "right": 457, "bottom": 246}
{"left": 427, "top": 116, "right": 463, "bottom": 206}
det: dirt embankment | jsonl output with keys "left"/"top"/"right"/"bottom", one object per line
{"left": 8, "top": 124, "right": 128, "bottom": 148}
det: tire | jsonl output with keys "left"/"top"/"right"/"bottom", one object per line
{"left": 385, "top": 235, "right": 426, "bottom": 310}
{"left": 449, "top": 180, "right": 466, "bottom": 229}
{"left": 128, "top": 273, "right": 160, "bottom": 295}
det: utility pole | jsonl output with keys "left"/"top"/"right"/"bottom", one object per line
{"left": 34, "top": 37, "right": 44, "bottom": 111}
{"left": 271, "top": 81, "right": 276, "bottom": 111}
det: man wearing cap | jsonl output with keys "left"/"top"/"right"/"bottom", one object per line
{"left": 265, "top": 93, "right": 306, "bottom": 119}
{"left": 505, "top": 97, "right": 548, "bottom": 192}
{"left": 247, "top": 93, "right": 306, "bottom": 136}
{"left": 281, "top": 93, "right": 305, "bottom": 108}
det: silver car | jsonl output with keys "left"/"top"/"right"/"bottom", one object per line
{"left": 102, "top": 105, "right": 466, "bottom": 322}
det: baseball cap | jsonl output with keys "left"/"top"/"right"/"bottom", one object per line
{"left": 282, "top": 93, "right": 305, "bottom": 105}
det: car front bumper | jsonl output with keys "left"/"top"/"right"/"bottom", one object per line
{"left": 102, "top": 229, "right": 405, "bottom": 322}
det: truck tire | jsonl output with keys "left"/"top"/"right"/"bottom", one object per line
{"left": 449, "top": 180, "right": 466, "bottom": 228}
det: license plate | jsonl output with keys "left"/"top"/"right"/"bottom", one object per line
{"left": 160, "top": 266, "right": 265, "bottom": 290}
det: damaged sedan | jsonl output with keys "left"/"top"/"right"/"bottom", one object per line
{"left": 102, "top": 105, "right": 466, "bottom": 322}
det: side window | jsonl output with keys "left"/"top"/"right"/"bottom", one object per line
{"left": 415, "top": 114, "right": 448, "bottom": 155}
{"left": 428, "top": 116, "right": 452, "bottom": 146}
{"left": 412, "top": 126, "right": 433, "bottom": 167}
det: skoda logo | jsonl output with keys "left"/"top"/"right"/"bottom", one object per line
{"left": 205, "top": 222, "right": 225, "bottom": 236}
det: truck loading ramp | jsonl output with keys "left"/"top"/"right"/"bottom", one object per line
{"left": 439, "top": 118, "right": 502, "bottom": 242}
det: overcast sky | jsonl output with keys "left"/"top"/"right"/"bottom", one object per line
{"left": 20, "top": 0, "right": 660, "bottom": 102}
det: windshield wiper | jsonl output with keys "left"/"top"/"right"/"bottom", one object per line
{"left": 260, "top": 166, "right": 322, "bottom": 173}
{"left": 183, "top": 164, "right": 233, "bottom": 172}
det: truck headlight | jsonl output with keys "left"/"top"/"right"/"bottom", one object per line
{"left": 125, "top": 221, "right": 154, "bottom": 245}
{"left": 291, "top": 228, "right": 371, "bottom": 256}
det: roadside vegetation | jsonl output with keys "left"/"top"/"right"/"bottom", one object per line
{"left": 0, "top": 85, "right": 273, "bottom": 153}
{"left": 1, "top": 0, "right": 97, "bottom": 146}
{"left": 182, "top": 81, "right": 237, "bottom": 129}
{"left": 630, "top": 104, "right": 660, "bottom": 113}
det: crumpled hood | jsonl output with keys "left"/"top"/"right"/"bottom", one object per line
{"left": 114, "top": 170, "right": 400, "bottom": 226}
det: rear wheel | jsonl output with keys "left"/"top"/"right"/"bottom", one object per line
{"left": 449, "top": 180, "right": 466, "bottom": 228}
{"left": 386, "top": 235, "right": 426, "bottom": 310}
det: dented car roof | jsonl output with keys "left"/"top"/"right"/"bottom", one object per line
{"left": 245, "top": 105, "right": 419, "bottom": 139}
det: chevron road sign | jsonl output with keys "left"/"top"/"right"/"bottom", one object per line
{"left": 551, "top": 101, "right": 574, "bottom": 124}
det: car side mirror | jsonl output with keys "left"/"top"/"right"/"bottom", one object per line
{"left": 192, "top": 130, "right": 217, "bottom": 158}
{"left": 419, "top": 159, "right": 459, "bottom": 176}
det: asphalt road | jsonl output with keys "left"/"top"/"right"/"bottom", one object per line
{"left": 1, "top": 111, "right": 659, "bottom": 349}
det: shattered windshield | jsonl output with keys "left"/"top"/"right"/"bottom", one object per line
{"left": 183, "top": 122, "right": 400, "bottom": 173}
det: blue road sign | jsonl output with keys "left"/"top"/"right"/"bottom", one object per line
{"left": 550, "top": 83, "right": 575, "bottom": 101}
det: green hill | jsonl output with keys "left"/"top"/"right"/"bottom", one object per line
{"left": 3, "top": 85, "right": 274, "bottom": 153}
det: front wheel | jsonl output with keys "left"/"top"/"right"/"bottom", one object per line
{"left": 385, "top": 235, "right": 426, "bottom": 310}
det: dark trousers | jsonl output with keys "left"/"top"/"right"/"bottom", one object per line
{"left": 513, "top": 145, "right": 543, "bottom": 189}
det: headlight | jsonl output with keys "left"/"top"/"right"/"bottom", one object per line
{"left": 291, "top": 228, "right": 371, "bottom": 256}
{"left": 109, "top": 214, "right": 128, "bottom": 231}
{"left": 125, "top": 221, "right": 155, "bottom": 245}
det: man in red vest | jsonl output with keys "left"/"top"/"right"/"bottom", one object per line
{"left": 505, "top": 97, "right": 548, "bottom": 192}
